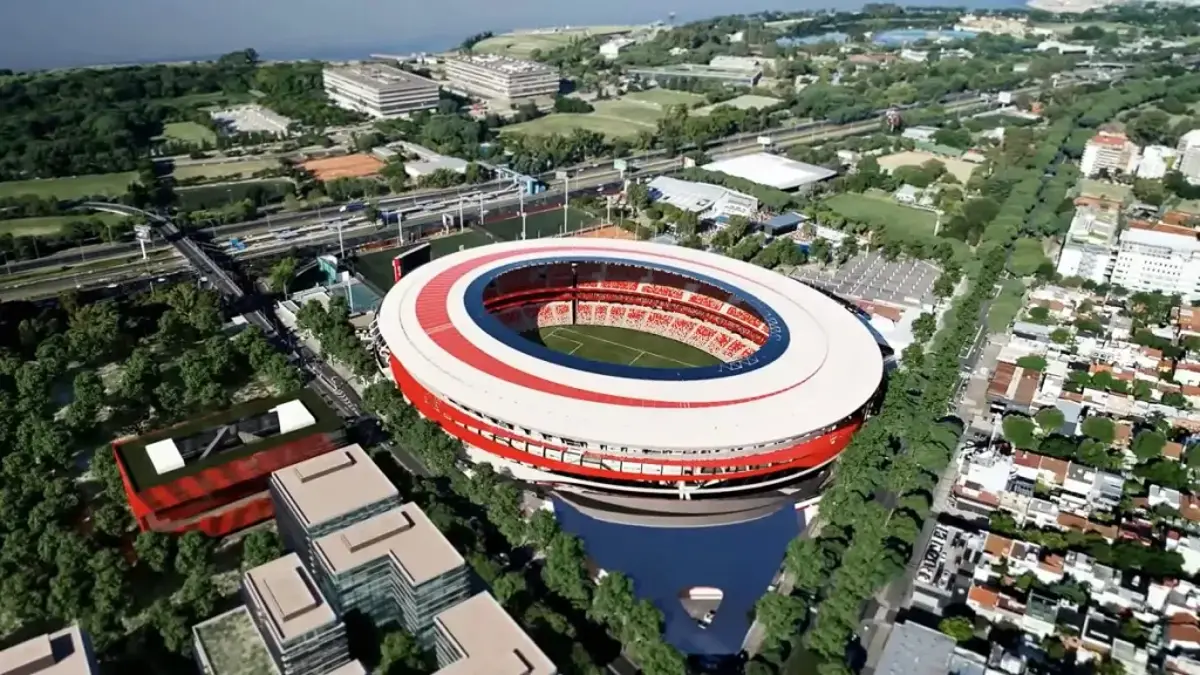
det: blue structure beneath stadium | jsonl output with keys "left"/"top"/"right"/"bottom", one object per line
{"left": 553, "top": 499, "right": 804, "bottom": 658}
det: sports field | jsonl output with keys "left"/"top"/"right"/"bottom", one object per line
{"left": 171, "top": 159, "right": 277, "bottom": 181}
{"left": 503, "top": 94, "right": 682, "bottom": 139}
{"left": 532, "top": 325, "right": 720, "bottom": 368}
{"left": 161, "top": 121, "right": 218, "bottom": 145}
{"left": 825, "top": 191, "right": 938, "bottom": 239}
{"left": 480, "top": 207, "right": 597, "bottom": 241}
{"left": 623, "top": 88, "right": 707, "bottom": 108}
{"left": 0, "top": 172, "right": 137, "bottom": 200}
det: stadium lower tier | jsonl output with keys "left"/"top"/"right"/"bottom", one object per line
{"left": 389, "top": 354, "right": 863, "bottom": 499}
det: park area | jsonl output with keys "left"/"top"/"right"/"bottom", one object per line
{"left": 170, "top": 159, "right": 278, "bottom": 182}
{"left": 474, "top": 26, "right": 636, "bottom": 58}
{"left": 0, "top": 172, "right": 136, "bottom": 200}
{"left": 505, "top": 89, "right": 706, "bottom": 139}
{"left": 826, "top": 191, "right": 938, "bottom": 239}
{"left": 0, "top": 212, "right": 129, "bottom": 237}
{"left": 532, "top": 325, "right": 721, "bottom": 368}
{"left": 876, "top": 150, "right": 978, "bottom": 183}
{"left": 159, "top": 121, "right": 218, "bottom": 145}
{"left": 1078, "top": 179, "right": 1131, "bottom": 203}
{"left": 695, "top": 94, "right": 782, "bottom": 115}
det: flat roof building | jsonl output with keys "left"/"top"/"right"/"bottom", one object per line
{"left": 314, "top": 504, "right": 470, "bottom": 643}
{"left": 270, "top": 443, "right": 402, "bottom": 568}
{"left": 627, "top": 63, "right": 762, "bottom": 87}
{"left": 323, "top": 63, "right": 441, "bottom": 118}
{"left": 193, "top": 606, "right": 281, "bottom": 675}
{"left": 0, "top": 624, "right": 98, "bottom": 675}
{"left": 646, "top": 175, "right": 758, "bottom": 221}
{"left": 443, "top": 54, "right": 560, "bottom": 102}
{"left": 242, "top": 554, "right": 350, "bottom": 675}
{"left": 702, "top": 153, "right": 838, "bottom": 192}
{"left": 433, "top": 592, "right": 556, "bottom": 675}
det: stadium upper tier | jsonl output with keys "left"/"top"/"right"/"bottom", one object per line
{"left": 376, "top": 239, "right": 885, "bottom": 502}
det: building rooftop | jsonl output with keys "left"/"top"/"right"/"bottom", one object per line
{"left": 434, "top": 592, "right": 556, "bottom": 675}
{"left": 115, "top": 389, "right": 341, "bottom": 492}
{"left": 873, "top": 620, "right": 955, "bottom": 675}
{"left": 193, "top": 607, "right": 280, "bottom": 675}
{"left": 0, "top": 624, "right": 96, "bottom": 675}
{"left": 243, "top": 553, "right": 339, "bottom": 644}
{"left": 646, "top": 175, "right": 750, "bottom": 214}
{"left": 272, "top": 444, "right": 399, "bottom": 529}
{"left": 323, "top": 661, "right": 367, "bottom": 675}
{"left": 326, "top": 63, "right": 437, "bottom": 91}
{"left": 446, "top": 53, "right": 556, "bottom": 76}
{"left": 314, "top": 503, "right": 465, "bottom": 584}
{"left": 702, "top": 153, "right": 838, "bottom": 191}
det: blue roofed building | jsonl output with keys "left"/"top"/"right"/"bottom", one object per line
{"left": 760, "top": 212, "right": 806, "bottom": 236}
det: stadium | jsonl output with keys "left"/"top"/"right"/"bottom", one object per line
{"left": 374, "top": 238, "right": 888, "bottom": 524}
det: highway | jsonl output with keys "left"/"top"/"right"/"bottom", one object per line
{"left": 0, "top": 87, "right": 1028, "bottom": 282}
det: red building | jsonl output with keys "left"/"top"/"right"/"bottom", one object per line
{"left": 113, "top": 390, "right": 344, "bottom": 537}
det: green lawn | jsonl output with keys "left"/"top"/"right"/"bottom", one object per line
{"left": 161, "top": 121, "right": 218, "bottom": 145}
{"left": 0, "top": 173, "right": 137, "bottom": 200}
{"left": 481, "top": 207, "right": 597, "bottom": 241}
{"left": 1078, "top": 179, "right": 1131, "bottom": 202}
{"left": 533, "top": 325, "right": 721, "bottom": 368}
{"left": 1176, "top": 198, "right": 1200, "bottom": 215}
{"left": 825, "top": 192, "right": 938, "bottom": 239}
{"left": 355, "top": 229, "right": 499, "bottom": 292}
{"left": 170, "top": 159, "right": 277, "bottom": 182}
{"left": 592, "top": 99, "right": 664, "bottom": 127}
{"left": 0, "top": 213, "right": 128, "bottom": 237}
{"left": 987, "top": 278, "right": 1026, "bottom": 334}
{"left": 474, "top": 26, "right": 635, "bottom": 59}
{"left": 622, "top": 88, "right": 707, "bottom": 108}
{"left": 503, "top": 112, "right": 647, "bottom": 139}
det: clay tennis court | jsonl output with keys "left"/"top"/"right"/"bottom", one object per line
{"left": 573, "top": 224, "right": 637, "bottom": 240}
{"left": 302, "top": 154, "right": 385, "bottom": 181}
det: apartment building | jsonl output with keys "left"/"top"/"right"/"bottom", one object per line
{"left": 313, "top": 504, "right": 470, "bottom": 643}
{"left": 443, "top": 54, "right": 560, "bottom": 102}
{"left": 323, "top": 64, "right": 440, "bottom": 118}
{"left": 1080, "top": 132, "right": 1140, "bottom": 177}
{"left": 433, "top": 592, "right": 557, "bottom": 674}
{"left": 1055, "top": 206, "right": 1120, "bottom": 285}
{"left": 1110, "top": 220, "right": 1200, "bottom": 300}
{"left": 1179, "top": 129, "right": 1200, "bottom": 185}
{"left": 242, "top": 554, "right": 350, "bottom": 675}
{"left": 270, "top": 443, "right": 403, "bottom": 569}
{"left": 0, "top": 624, "right": 98, "bottom": 675}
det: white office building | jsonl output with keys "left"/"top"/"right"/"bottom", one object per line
{"left": 1111, "top": 222, "right": 1200, "bottom": 300}
{"left": 443, "top": 54, "right": 560, "bottom": 102}
{"left": 1081, "top": 132, "right": 1140, "bottom": 178}
{"left": 323, "top": 64, "right": 440, "bottom": 118}
{"left": 1055, "top": 207, "right": 1120, "bottom": 285}
{"left": 1178, "top": 129, "right": 1200, "bottom": 185}
{"left": 1137, "top": 145, "right": 1178, "bottom": 180}
{"left": 646, "top": 176, "right": 758, "bottom": 222}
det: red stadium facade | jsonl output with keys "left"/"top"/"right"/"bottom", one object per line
{"left": 376, "top": 240, "right": 887, "bottom": 524}
{"left": 113, "top": 392, "right": 344, "bottom": 537}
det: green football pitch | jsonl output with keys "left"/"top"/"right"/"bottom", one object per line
{"left": 530, "top": 325, "right": 721, "bottom": 369}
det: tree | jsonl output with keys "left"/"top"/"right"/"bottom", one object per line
{"left": 1002, "top": 415, "right": 1038, "bottom": 449}
{"left": 146, "top": 599, "right": 191, "bottom": 654}
{"left": 1131, "top": 430, "right": 1167, "bottom": 462}
{"left": 1081, "top": 416, "right": 1116, "bottom": 444}
{"left": 267, "top": 256, "right": 297, "bottom": 295}
{"left": 755, "top": 594, "right": 807, "bottom": 646}
{"left": 175, "top": 531, "right": 214, "bottom": 578}
{"left": 134, "top": 531, "right": 174, "bottom": 573}
{"left": 241, "top": 529, "right": 283, "bottom": 569}
{"left": 938, "top": 616, "right": 975, "bottom": 643}
{"left": 379, "top": 630, "right": 432, "bottom": 675}
{"left": 1035, "top": 407, "right": 1065, "bottom": 432}
{"left": 911, "top": 313, "right": 937, "bottom": 344}
{"left": 492, "top": 572, "right": 528, "bottom": 608}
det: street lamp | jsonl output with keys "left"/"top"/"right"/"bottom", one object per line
{"left": 556, "top": 170, "right": 570, "bottom": 235}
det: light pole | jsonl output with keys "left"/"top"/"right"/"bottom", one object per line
{"left": 556, "top": 170, "right": 570, "bottom": 235}
{"left": 458, "top": 198, "right": 465, "bottom": 232}
{"left": 397, "top": 211, "right": 404, "bottom": 245}
{"left": 519, "top": 189, "right": 527, "bottom": 241}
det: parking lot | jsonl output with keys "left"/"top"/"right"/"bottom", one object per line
{"left": 790, "top": 251, "right": 940, "bottom": 310}
{"left": 911, "top": 523, "right": 984, "bottom": 612}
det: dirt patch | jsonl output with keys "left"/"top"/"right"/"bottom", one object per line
{"left": 573, "top": 224, "right": 636, "bottom": 240}
{"left": 302, "top": 153, "right": 385, "bottom": 181}
{"left": 877, "top": 150, "right": 978, "bottom": 183}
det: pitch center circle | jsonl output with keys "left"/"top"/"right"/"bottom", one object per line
{"left": 464, "top": 256, "right": 792, "bottom": 381}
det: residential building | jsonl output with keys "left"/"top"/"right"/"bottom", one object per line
{"left": 323, "top": 64, "right": 441, "bottom": 118}
{"left": 1110, "top": 220, "right": 1200, "bottom": 301}
{"left": 899, "top": 49, "right": 929, "bottom": 62}
{"left": 443, "top": 54, "right": 560, "bottom": 102}
{"left": 1137, "top": 144, "right": 1178, "bottom": 179}
{"left": 313, "top": 504, "right": 470, "bottom": 643}
{"left": 1055, "top": 206, "right": 1120, "bottom": 285}
{"left": 708, "top": 55, "right": 770, "bottom": 73}
{"left": 1037, "top": 40, "right": 1096, "bottom": 55}
{"left": 0, "top": 623, "right": 98, "bottom": 675}
{"left": 242, "top": 554, "right": 350, "bottom": 675}
{"left": 270, "top": 443, "right": 402, "bottom": 569}
{"left": 1081, "top": 131, "right": 1140, "bottom": 177}
{"left": 433, "top": 592, "right": 556, "bottom": 674}
{"left": 1178, "top": 129, "right": 1200, "bottom": 185}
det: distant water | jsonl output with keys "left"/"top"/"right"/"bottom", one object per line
{"left": 1, "top": 0, "right": 1025, "bottom": 72}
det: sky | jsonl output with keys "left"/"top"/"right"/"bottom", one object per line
{"left": 0, "top": 0, "right": 1025, "bottom": 71}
